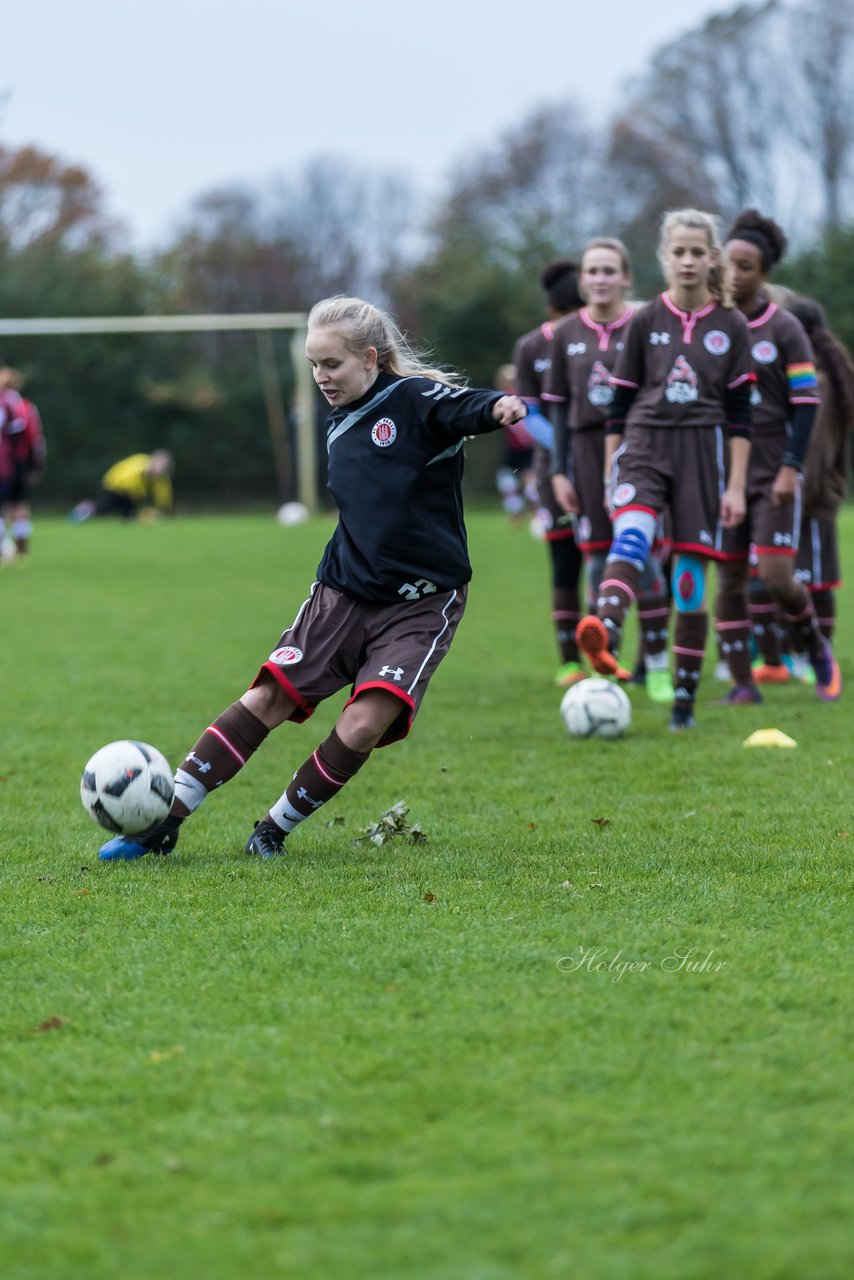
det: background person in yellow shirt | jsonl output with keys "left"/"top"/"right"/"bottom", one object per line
{"left": 69, "top": 451, "right": 173, "bottom": 522}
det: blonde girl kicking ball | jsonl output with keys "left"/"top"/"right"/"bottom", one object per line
{"left": 98, "top": 297, "right": 526, "bottom": 860}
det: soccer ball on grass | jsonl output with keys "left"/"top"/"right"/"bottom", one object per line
{"left": 80, "top": 740, "right": 174, "bottom": 834}
{"left": 276, "top": 501, "right": 309, "bottom": 527}
{"left": 560, "top": 678, "right": 631, "bottom": 740}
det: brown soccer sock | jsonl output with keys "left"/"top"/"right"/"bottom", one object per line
{"left": 265, "top": 729, "right": 371, "bottom": 835}
{"left": 172, "top": 700, "right": 271, "bottom": 818}
{"left": 595, "top": 560, "right": 642, "bottom": 656}
{"left": 636, "top": 594, "right": 670, "bottom": 664}
{"left": 748, "top": 584, "right": 783, "bottom": 666}
{"left": 715, "top": 578, "right": 753, "bottom": 686}
{"left": 673, "top": 612, "right": 709, "bottom": 706}
{"left": 810, "top": 589, "right": 835, "bottom": 642}
{"left": 783, "top": 599, "right": 826, "bottom": 660}
{"left": 553, "top": 587, "right": 581, "bottom": 663}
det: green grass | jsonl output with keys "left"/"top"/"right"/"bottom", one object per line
{"left": 1, "top": 509, "right": 851, "bottom": 1280}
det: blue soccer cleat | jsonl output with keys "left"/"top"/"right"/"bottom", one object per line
{"left": 98, "top": 819, "right": 180, "bottom": 861}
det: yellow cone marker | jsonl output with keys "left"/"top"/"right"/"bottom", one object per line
{"left": 743, "top": 728, "right": 798, "bottom": 749}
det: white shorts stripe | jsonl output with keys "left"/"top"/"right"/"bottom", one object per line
{"left": 406, "top": 589, "right": 457, "bottom": 695}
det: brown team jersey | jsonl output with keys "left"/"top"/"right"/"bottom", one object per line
{"left": 542, "top": 306, "right": 633, "bottom": 431}
{"left": 746, "top": 300, "right": 820, "bottom": 433}
{"left": 612, "top": 294, "right": 753, "bottom": 430}
{"left": 513, "top": 321, "right": 555, "bottom": 404}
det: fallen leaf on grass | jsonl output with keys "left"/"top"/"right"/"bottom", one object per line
{"left": 357, "top": 801, "right": 428, "bottom": 847}
{"left": 94, "top": 1153, "right": 115, "bottom": 1167}
{"left": 422, "top": 892, "right": 437, "bottom": 903}
{"left": 591, "top": 817, "right": 610, "bottom": 827}
{"left": 528, "top": 822, "right": 538, "bottom": 831}
{"left": 76, "top": 888, "right": 91, "bottom": 897}
{"left": 34, "top": 1016, "right": 68, "bottom": 1033}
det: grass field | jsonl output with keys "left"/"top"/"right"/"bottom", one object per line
{"left": 1, "top": 508, "right": 851, "bottom": 1280}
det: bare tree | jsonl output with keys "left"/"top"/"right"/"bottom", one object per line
{"left": 429, "top": 102, "right": 607, "bottom": 268}
{"left": 611, "top": 3, "right": 790, "bottom": 226}
{"left": 794, "top": 0, "right": 854, "bottom": 231}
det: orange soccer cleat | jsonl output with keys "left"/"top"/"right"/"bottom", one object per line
{"left": 575, "top": 616, "right": 620, "bottom": 677}
{"left": 752, "top": 662, "right": 790, "bottom": 684}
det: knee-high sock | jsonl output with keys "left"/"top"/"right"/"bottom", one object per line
{"left": 810, "top": 588, "right": 835, "bottom": 642}
{"left": 596, "top": 560, "right": 642, "bottom": 657}
{"left": 172, "top": 700, "right": 271, "bottom": 818}
{"left": 766, "top": 574, "right": 825, "bottom": 658}
{"left": 636, "top": 593, "right": 670, "bottom": 665}
{"left": 748, "top": 582, "right": 782, "bottom": 665}
{"left": 553, "top": 587, "right": 581, "bottom": 663}
{"left": 266, "top": 729, "right": 371, "bottom": 835}
{"left": 673, "top": 613, "right": 708, "bottom": 705}
{"left": 715, "top": 582, "right": 753, "bottom": 686}
{"left": 550, "top": 537, "right": 583, "bottom": 662}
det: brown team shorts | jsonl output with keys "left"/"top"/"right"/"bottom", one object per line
{"left": 611, "top": 423, "right": 728, "bottom": 558}
{"left": 252, "top": 581, "right": 468, "bottom": 746}
{"left": 722, "top": 431, "right": 801, "bottom": 561}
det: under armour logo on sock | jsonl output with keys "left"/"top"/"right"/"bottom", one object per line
{"left": 296, "top": 787, "right": 323, "bottom": 810}
{"left": 186, "top": 752, "right": 211, "bottom": 773}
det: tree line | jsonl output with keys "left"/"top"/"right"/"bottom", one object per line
{"left": 0, "top": 0, "right": 852, "bottom": 505}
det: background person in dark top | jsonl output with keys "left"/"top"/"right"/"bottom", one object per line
{"left": 98, "top": 296, "right": 527, "bottom": 862}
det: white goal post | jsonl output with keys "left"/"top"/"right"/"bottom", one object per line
{"left": 0, "top": 312, "right": 318, "bottom": 510}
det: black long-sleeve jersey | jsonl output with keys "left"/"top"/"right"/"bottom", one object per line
{"left": 316, "top": 371, "right": 504, "bottom": 605}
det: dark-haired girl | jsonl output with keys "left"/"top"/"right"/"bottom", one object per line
{"left": 512, "top": 259, "right": 587, "bottom": 686}
{"left": 716, "top": 210, "right": 840, "bottom": 702}
{"left": 787, "top": 297, "right": 854, "bottom": 664}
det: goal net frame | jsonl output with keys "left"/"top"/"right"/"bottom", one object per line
{"left": 0, "top": 312, "right": 318, "bottom": 510}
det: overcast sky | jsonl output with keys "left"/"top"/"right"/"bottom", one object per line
{"left": 5, "top": 0, "right": 728, "bottom": 248}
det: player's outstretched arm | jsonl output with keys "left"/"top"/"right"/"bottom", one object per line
{"left": 491, "top": 395, "right": 527, "bottom": 426}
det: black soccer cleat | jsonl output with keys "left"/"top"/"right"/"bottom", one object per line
{"left": 669, "top": 703, "right": 696, "bottom": 732}
{"left": 99, "top": 816, "right": 181, "bottom": 861}
{"left": 245, "top": 821, "right": 287, "bottom": 858}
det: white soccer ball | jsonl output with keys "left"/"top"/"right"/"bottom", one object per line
{"left": 276, "top": 501, "right": 309, "bottom": 527}
{"left": 80, "top": 740, "right": 174, "bottom": 834}
{"left": 560, "top": 678, "right": 631, "bottom": 740}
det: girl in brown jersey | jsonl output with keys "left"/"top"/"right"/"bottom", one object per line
{"left": 575, "top": 209, "right": 753, "bottom": 731}
{"left": 512, "top": 259, "right": 587, "bottom": 688}
{"left": 546, "top": 237, "right": 673, "bottom": 703}
{"left": 786, "top": 297, "right": 854, "bottom": 664}
{"left": 717, "top": 211, "right": 841, "bottom": 702}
